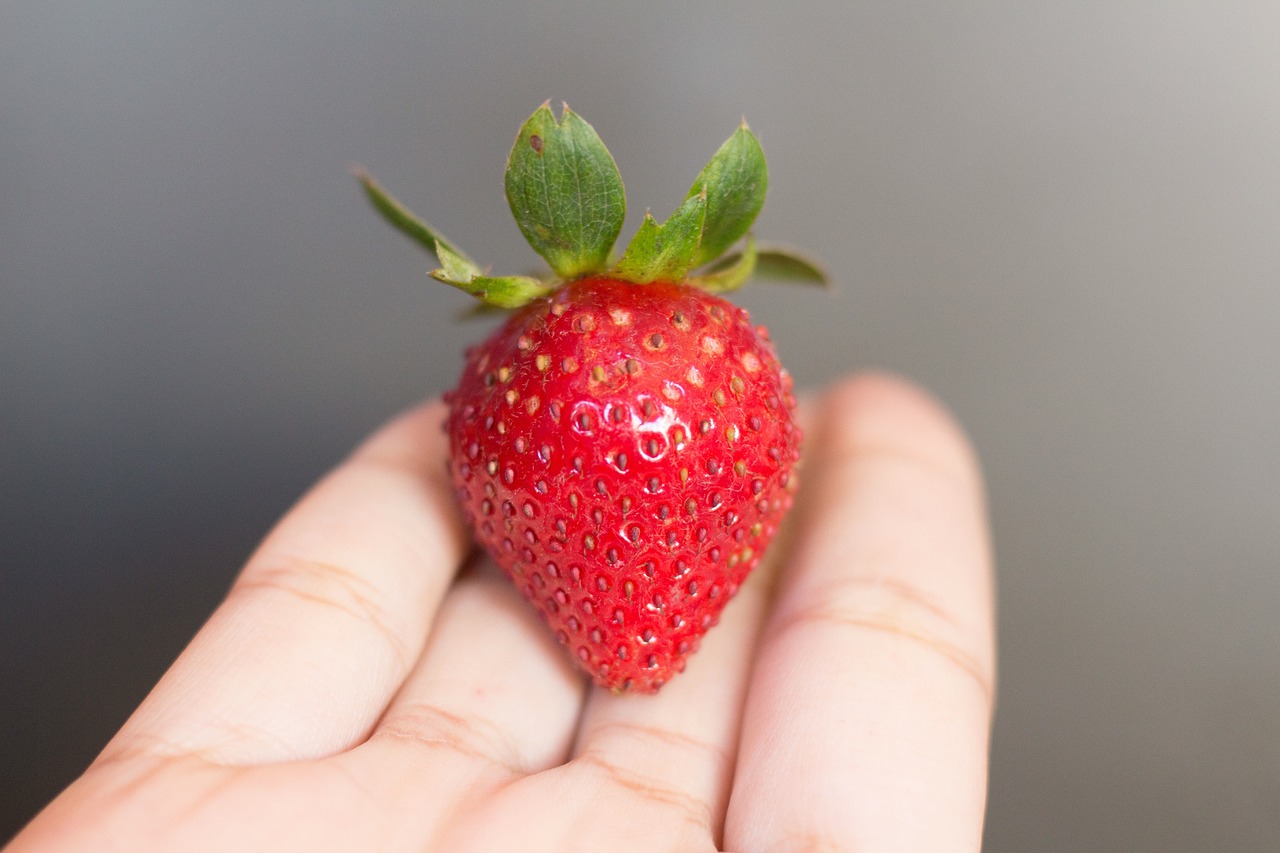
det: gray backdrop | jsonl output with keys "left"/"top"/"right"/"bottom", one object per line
{"left": 3, "top": 2, "right": 1278, "bottom": 849}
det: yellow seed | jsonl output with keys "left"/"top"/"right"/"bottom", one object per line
{"left": 497, "top": 366, "right": 511, "bottom": 382}
{"left": 535, "top": 354, "right": 551, "bottom": 371}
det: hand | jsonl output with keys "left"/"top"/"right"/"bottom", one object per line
{"left": 10, "top": 374, "right": 995, "bottom": 853}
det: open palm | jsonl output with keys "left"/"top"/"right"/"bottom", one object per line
{"left": 11, "top": 374, "right": 995, "bottom": 853}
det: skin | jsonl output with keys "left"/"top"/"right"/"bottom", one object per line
{"left": 8, "top": 373, "right": 995, "bottom": 853}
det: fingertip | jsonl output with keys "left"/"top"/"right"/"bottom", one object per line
{"left": 815, "top": 371, "right": 984, "bottom": 491}
{"left": 349, "top": 399, "right": 451, "bottom": 470}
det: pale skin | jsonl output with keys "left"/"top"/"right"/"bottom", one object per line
{"left": 9, "top": 373, "right": 996, "bottom": 853}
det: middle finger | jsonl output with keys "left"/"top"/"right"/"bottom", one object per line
{"left": 342, "top": 559, "right": 587, "bottom": 841}
{"left": 567, "top": 551, "right": 780, "bottom": 850}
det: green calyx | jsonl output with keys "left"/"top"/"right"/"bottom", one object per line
{"left": 359, "top": 102, "right": 826, "bottom": 308}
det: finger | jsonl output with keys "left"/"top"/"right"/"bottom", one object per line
{"left": 103, "top": 401, "right": 470, "bottom": 766}
{"left": 431, "top": 562, "right": 778, "bottom": 853}
{"left": 339, "top": 558, "right": 586, "bottom": 836}
{"left": 724, "top": 374, "right": 996, "bottom": 853}
{"left": 571, "top": 550, "right": 780, "bottom": 851}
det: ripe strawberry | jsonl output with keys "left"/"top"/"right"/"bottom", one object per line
{"left": 361, "top": 102, "right": 824, "bottom": 691}
{"left": 442, "top": 277, "right": 800, "bottom": 691}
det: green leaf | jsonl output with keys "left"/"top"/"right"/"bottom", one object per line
{"left": 690, "top": 235, "right": 758, "bottom": 293}
{"left": 356, "top": 168, "right": 480, "bottom": 275}
{"left": 687, "top": 122, "right": 767, "bottom": 267}
{"left": 505, "top": 102, "right": 626, "bottom": 278}
{"left": 688, "top": 239, "right": 828, "bottom": 294}
{"left": 429, "top": 269, "right": 556, "bottom": 309}
{"left": 612, "top": 191, "right": 707, "bottom": 283}
{"left": 467, "top": 275, "right": 558, "bottom": 308}
{"left": 433, "top": 240, "right": 480, "bottom": 283}
{"left": 753, "top": 243, "right": 830, "bottom": 286}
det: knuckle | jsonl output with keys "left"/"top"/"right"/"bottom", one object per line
{"left": 771, "top": 573, "right": 994, "bottom": 699}
{"left": 573, "top": 750, "right": 715, "bottom": 834}
{"left": 588, "top": 721, "right": 728, "bottom": 767}
{"left": 376, "top": 701, "right": 523, "bottom": 775}
{"left": 235, "top": 555, "right": 411, "bottom": 669}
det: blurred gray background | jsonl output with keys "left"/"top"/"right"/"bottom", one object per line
{"left": 3, "top": 1, "right": 1278, "bottom": 849}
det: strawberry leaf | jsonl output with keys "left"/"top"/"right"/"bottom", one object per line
{"left": 505, "top": 102, "right": 626, "bottom": 279}
{"left": 434, "top": 240, "right": 481, "bottom": 283}
{"left": 429, "top": 268, "right": 557, "bottom": 308}
{"left": 357, "top": 168, "right": 481, "bottom": 276}
{"left": 687, "top": 123, "right": 767, "bottom": 268}
{"left": 690, "top": 235, "right": 757, "bottom": 293}
{"left": 753, "top": 244, "right": 830, "bottom": 286}
{"left": 690, "top": 240, "right": 829, "bottom": 294}
{"left": 612, "top": 191, "right": 707, "bottom": 283}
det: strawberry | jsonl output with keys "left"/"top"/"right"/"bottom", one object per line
{"left": 360, "top": 102, "right": 824, "bottom": 692}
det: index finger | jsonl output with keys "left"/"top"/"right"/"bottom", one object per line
{"left": 102, "top": 401, "right": 470, "bottom": 766}
{"left": 724, "top": 374, "right": 996, "bottom": 852}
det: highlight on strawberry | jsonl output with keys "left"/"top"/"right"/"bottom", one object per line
{"left": 359, "top": 102, "right": 825, "bottom": 692}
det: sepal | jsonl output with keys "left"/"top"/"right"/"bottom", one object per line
{"left": 428, "top": 269, "right": 556, "bottom": 308}
{"left": 504, "top": 102, "right": 626, "bottom": 279}
{"left": 752, "top": 244, "right": 829, "bottom": 286}
{"left": 686, "top": 122, "right": 767, "bottom": 268}
{"left": 690, "top": 235, "right": 758, "bottom": 293}
{"left": 357, "top": 168, "right": 480, "bottom": 275}
{"left": 611, "top": 191, "right": 707, "bottom": 283}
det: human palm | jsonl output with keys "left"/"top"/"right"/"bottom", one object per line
{"left": 10, "top": 375, "right": 995, "bottom": 853}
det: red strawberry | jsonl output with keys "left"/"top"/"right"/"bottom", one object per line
{"left": 360, "top": 102, "right": 825, "bottom": 691}
{"left": 443, "top": 276, "right": 800, "bottom": 691}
